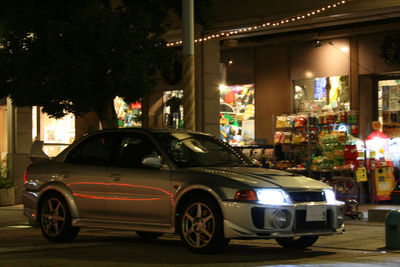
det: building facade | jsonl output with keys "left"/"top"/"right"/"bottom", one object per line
{"left": 2, "top": 0, "right": 400, "bottom": 204}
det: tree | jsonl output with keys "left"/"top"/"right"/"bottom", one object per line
{"left": 381, "top": 33, "right": 400, "bottom": 66}
{"left": 0, "top": 0, "right": 214, "bottom": 129}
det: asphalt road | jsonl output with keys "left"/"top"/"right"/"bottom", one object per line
{"left": 0, "top": 220, "right": 400, "bottom": 267}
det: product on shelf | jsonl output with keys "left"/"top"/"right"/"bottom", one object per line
{"left": 274, "top": 110, "right": 360, "bottom": 173}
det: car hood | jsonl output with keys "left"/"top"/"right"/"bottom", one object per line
{"left": 193, "top": 166, "right": 330, "bottom": 190}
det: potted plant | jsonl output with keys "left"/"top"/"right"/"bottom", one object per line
{"left": 0, "top": 157, "right": 14, "bottom": 205}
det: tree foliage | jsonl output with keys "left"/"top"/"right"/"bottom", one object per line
{"left": 381, "top": 33, "right": 400, "bottom": 66}
{"left": 0, "top": 0, "right": 214, "bottom": 128}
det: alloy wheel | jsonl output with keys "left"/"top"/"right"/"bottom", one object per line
{"left": 182, "top": 202, "right": 216, "bottom": 249}
{"left": 41, "top": 197, "right": 66, "bottom": 237}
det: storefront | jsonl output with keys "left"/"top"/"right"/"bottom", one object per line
{"left": 114, "top": 97, "right": 142, "bottom": 128}
{"left": 219, "top": 84, "right": 255, "bottom": 146}
{"left": 294, "top": 76, "right": 350, "bottom": 112}
{"left": 219, "top": 27, "right": 400, "bottom": 204}
{"left": 32, "top": 107, "right": 75, "bottom": 157}
{"left": 163, "top": 90, "right": 183, "bottom": 129}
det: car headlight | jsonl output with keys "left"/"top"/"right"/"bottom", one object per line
{"left": 324, "top": 189, "right": 337, "bottom": 204}
{"left": 235, "top": 189, "right": 291, "bottom": 205}
{"left": 255, "top": 189, "right": 291, "bottom": 205}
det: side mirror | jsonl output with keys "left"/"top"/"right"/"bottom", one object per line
{"left": 30, "top": 140, "right": 50, "bottom": 162}
{"left": 142, "top": 155, "right": 164, "bottom": 169}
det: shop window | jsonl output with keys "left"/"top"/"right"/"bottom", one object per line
{"left": 293, "top": 76, "right": 350, "bottom": 112}
{"left": 32, "top": 107, "right": 75, "bottom": 157}
{"left": 378, "top": 79, "right": 400, "bottom": 179}
{"left": 163, "top": 90, "right": 183, "bottom": 129}
{"left": 379, "top": 80, "right": 400, "bottom": 137}
{"left": 114, "top": 97, "right": 142, "bottom": 128}
{"left": 219, "top": 84, "right": 255, "bottom": 146}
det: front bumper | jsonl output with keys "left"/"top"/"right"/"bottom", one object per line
{"left": 222, "top": 201, "right": 345, "bottom": 239}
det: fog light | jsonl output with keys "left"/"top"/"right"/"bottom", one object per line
{"left": 271, "top": 209, "right": 291, "bottom": 229}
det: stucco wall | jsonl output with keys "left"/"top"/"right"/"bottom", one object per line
{"left": 255, "top": 45, "right": 291, "bottom": 144}
{"left": 290, "top": 38, "right": 350, "bottom": 80}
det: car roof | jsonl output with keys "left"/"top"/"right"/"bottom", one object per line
{"left": 82, "top": 127, "right": 213, "bottom": 137}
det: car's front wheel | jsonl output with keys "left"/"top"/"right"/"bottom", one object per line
{"left": 275, "top": 235, "right": 319, "bottom": 249}
{"left": 179, "top": 195, "right": 228, "bottom": 253}
{"left": 39, "top": 193, "right": 79, "bottom": 242}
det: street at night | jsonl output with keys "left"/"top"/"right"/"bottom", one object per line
{"left": 2, "top": 1, "right": 400, "bottom": 266}
{"left": 0, "top": 216, "right": 400, "bottom": 266}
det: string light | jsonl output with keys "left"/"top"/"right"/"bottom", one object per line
{"left": 167, "top": 0, "right": 349, "bottom": 47}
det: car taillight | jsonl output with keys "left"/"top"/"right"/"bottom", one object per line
{"left": 24, "top": 170, "right": 28, "bottom": 183}
{"left": 235, "top": 189, "right": 258, "bottom": 202}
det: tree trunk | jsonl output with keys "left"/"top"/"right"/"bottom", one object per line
{"left": 96, "top": 98, "right": 118, "bottom": 129}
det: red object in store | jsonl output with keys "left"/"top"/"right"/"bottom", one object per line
{"left": 365, "top": 129, "right": 390, "bottom": 142}
{"left": 129, "top": 101, "right": 142, "bottom": 109}
{"left": 365, "top": 128, "right": 394, "bottom": 202}
{"left": 351, "top": 125, "right": 359, "bottom": 135}
{"left": 344, "top": 145, "right": 358, "bottom": 160}
{"left": 294, "top": 116, "right": 307, "bottom": 128}
{"left": 224, "top": 91, "right": 236, "bottom": 105}
{"left": 341, "top": 112, "right": 347, "bottom": 123}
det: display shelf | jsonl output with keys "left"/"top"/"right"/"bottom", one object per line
{"left": 272, "top": 111, "right": 360, "bottom": 182}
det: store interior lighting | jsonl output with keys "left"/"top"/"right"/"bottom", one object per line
{"left": 341, "top": 46, "right": 349, "bottom": 53}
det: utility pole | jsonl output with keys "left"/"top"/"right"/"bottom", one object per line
{"left": 182, "top": 0, "right": 195, "bottom": 130}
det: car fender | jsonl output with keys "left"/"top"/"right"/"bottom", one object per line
{"left": 173, "top": 184, "right": 225, "bottom": 219}
{"left": 38, "top": 181, "right": 80, "bottom": 219}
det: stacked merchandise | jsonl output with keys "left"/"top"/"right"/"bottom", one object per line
{"left": 274, "top": 114, "right": 313, "bottom": 145}
{"left": 274, "top": 110, "right": 361, "bottom": 172}
{"left": 274, "top": 114, "right": 315, "bottom": 171}
{"left": 312, "top": 132, "right": 359, "bottom": 171}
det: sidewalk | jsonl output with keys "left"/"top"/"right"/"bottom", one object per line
{"left": 357, "top": 203, "right": 400, "bottom": 223}
{"left": 0, "top": 204, "right": 28, "bottom": 227}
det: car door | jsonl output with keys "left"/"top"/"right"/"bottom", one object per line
{"left": 106, "top": 132, "right": 172, "bottom": 225}
{"left": 63, "top": 132, "right": 117, "bottom": 220}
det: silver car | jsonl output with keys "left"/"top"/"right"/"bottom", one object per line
{"left": 22, "top": 128, "right": 345, "bottom": 253}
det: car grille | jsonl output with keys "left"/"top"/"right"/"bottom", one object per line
{"left": 288, "top": 191, "right": 326, "bottom": 203}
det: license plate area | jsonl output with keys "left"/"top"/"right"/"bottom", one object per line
{"left": 306, "top": 205, "right": 327, "bottom": 221}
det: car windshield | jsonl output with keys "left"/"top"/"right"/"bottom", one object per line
{"left": 154, "top": 132, "right": 253, "bottom": 168}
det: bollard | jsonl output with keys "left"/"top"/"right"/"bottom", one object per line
{"left": 385, "top": 210, "right": 400, "bottom": 249}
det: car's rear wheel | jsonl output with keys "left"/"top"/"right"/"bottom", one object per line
{"left": 179, "top": 195, "right": 228, "bottom": 253}
{"left": 275, "top": 235, "right": 319, "bottom": 249}
{"left": 136, "top": 231, "right": 163, "bottom": 239}
{"left": 39, "top": 193, "right": 79, "bottom": 242}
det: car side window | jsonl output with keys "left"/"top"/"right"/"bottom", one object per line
{"left": 118, "top": 135, "right": 160, "bottom": 168}
{"left": 65, "top": 134, "right": 115, "bottom": 166}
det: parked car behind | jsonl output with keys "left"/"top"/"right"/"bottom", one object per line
{"left": 22, "top": 128, "right": 345, "bottom": 253}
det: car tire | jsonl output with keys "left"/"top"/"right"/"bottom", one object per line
{"left": 275, "top": 235, "right": 319, "bottom": 249}
{"left": 39, "top": 193, "right": 80, "bottom": 242}
{"left": 179, "top": 195, "right": 228, "bottom": 254}
{"left": 136, "top": 231, "right": 163, "bottom": 239}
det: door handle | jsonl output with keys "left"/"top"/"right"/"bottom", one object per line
{"left": 110, "top": 174, "right": 121, "bottom": 181}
